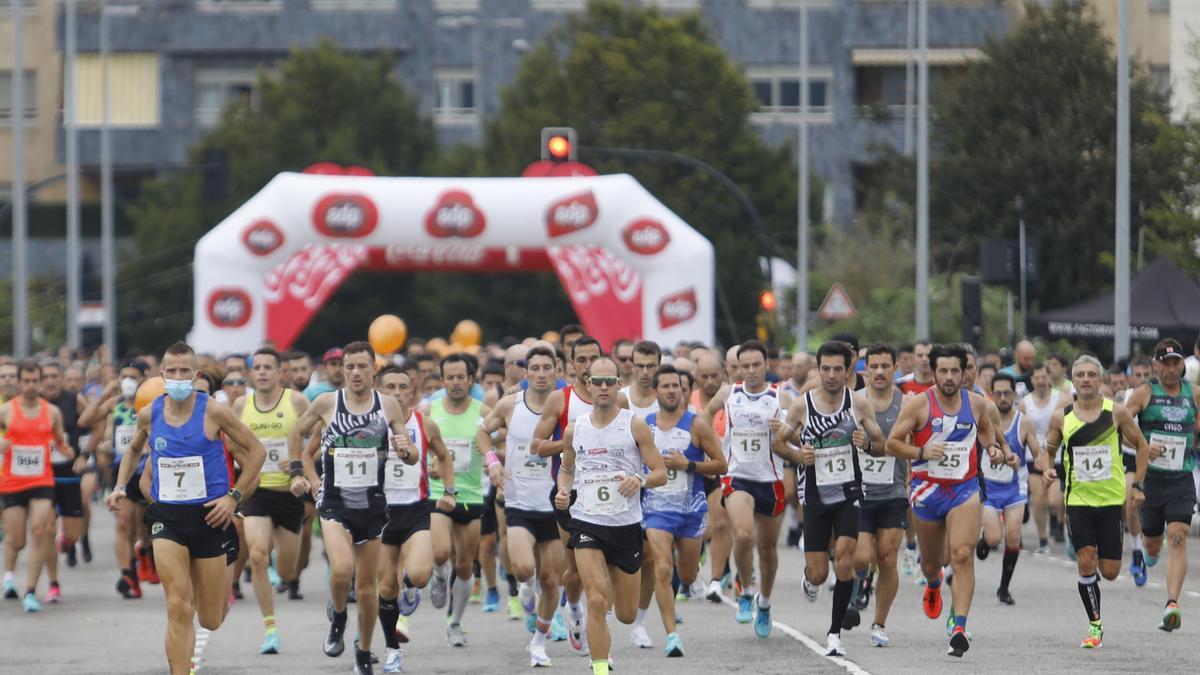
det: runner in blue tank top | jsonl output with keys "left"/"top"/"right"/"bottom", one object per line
{"left": 106, "top": 341, "right": 267, "bottom": 675}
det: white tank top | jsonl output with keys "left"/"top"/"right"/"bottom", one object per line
{"left": 563, "top": 385, "right": 593, "bottom": 426}
{"left": 1022, "top": 389, "right": 1062, "bottom": 462}
{"left": 505, "top": 391, "right": 554, "bottom": 513}
{"left": 620, "top": 385, "right": 659, "bottom": 420}
{"left": 723, "top": 384, "right": 784, "bottom": 482}
{"left": 569, "top": 408, "right": 642, "bottom": 527}
{"left": 384, "top": 411, "right": 427, "bottom": 507}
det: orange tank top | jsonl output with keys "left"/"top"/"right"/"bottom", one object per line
{"left": 2, "top": 398, "right": 55, "bottom": 492}
{"left": 689, "top": 390, "right": 727, "bottom": 438}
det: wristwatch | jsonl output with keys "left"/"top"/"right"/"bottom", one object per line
{"left": 1132, "top": 481, "right": 1145, "bottom": 493}
{"left": 227, "top": 488, "right": 243, "bottom": 504}
{"left": 444, "top": 487, "right": 458, "bottom": 496}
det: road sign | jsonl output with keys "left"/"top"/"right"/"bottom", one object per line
{"left": 817, "top": 282, "right": 857, "bottom": 321}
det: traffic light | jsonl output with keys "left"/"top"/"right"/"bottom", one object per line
{"left": 541, "top": 127, "right": 577, "bottom": 162}
{"left": 759, "top": 290, "right": 778, "bottom": 313}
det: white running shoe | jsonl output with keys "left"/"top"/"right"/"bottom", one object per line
{"left": 870, "top": 624, "right": 890, "bottom": 647}
{"left": 383, "top": 647, "right": 404, "bottom": 673}
{"left": 706, "top": 579, "right": 723, "bottom": 602}
{"left": 631, "top": 624, "right": 653, "bottom": 649}
{"left": 528, "top": 642, "right": 552, "bottom": 667}
{"left": 825, "top": 632, "right": 846, "bottom": 657}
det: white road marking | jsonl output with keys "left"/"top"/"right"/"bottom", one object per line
{"left": 718, "top": 595, "right": 872, "bottom": 675}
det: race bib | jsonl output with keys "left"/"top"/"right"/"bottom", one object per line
{"left": 982, "top": 458, "right": 1014, "bottom": 483}
{"left": 261, "top": 438, "right": 288, "bottom": 474}
{"left": 1149, "top": 433, "right": 1187, "bottom": 471}
{"left": 815, "top": 444, "right": 854, "bottom": 486}
{"left": 658, "top": 466, "right": 691, "bottom": 493}
{"left": 11, "top": 445, "right": 45, "bottom": 476}
{"left": 384, "top": 457, "right": 421, "bottom": 491}
{"left": 730, "top": 427, "right": 769, "bottom": 465}
{"left": 858, "top": 451, "right": 895, "bottom": 486}
{"left": 114, "top": 425, "right": 136, "bottom": 454}
{"left": 511, "top": 442, "right": 550, "bottom": 482}
{"left": 580, "top": 472, "right": 628, "bottom": 516}
{"left": 50, "top": 443, "right": 72, "bottom": 465}
{"left": 333, "top": 446, "right": 379, "bottom": 488}
{"left": 1072, "top": 445, "right": 1113, "bottom": 483}
{"left": 445, "top": 438, "right": 473, "bottom": 474}
{"left": 156, "top": 455, "right": 207, "bottom": 502}
{"left": 927, "top": 442, "right": 970, "bottom": 480}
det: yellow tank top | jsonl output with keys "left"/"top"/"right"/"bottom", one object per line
{"left": 241, "top": 389, "right": 297, "bottom": 490}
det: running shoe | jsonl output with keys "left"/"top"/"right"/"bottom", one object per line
{"left": 854, "top": 574, "right": 873, "bottom": 611}
{"left": 705, "top": 579, "right": 723, "bottom": 603}
{"left": 287, "top": 580, "right": 304, "bottom": 601}
{"left": 528, "top": 642, "right": 552, "bottom": 667}
{"left": 470, "top": 578, "right": 480, "bottom": 605}
{"left": 508, "top": 595, "right": 523, "bottom": 620}
{"left": 394, "top": 615, "right": 410, "bottom": 644}
{"left": 2, "top": 579, "right": 17, "bottom": 600}
{"left": 753, "top": 594, "right": 772, "bottom": 638}
{"left": 399, "top": 587, "right": 420, "bottom": 616}
{"left": 1130, "top": 550, "right": 1148, "bottom": 587}
{"left": 664, "top": 632, "right": 684, "bottom": 657}
{"left": 902, "top": 548, "right": 917, "bottom": 576}
{"left": 1036, "top": 540, "right": 1050, "bottom": 555}
{"left": 22, "top": 592, "right": 41, "bottom": 613}
{"left": 922, "top": 572, "right": 944, "bottom": 619}
{"left": 267, "top": 564, "right": 281, "bottom": 587}
{"left": 483, "top": 587, "right": 500, "bottom": 613}
{"left": 947, "top": 626, "right": 970, "bottom": 657}
{"left": 383, "top": 647, "right": 404, "bottom": 673}
{"left": 825, "top": 632, "right": 845, "bottom": 657}
{"left": 1066, "top": 539, "right": 1077, "bottom": 561}
{"left": 519, "top": 580, "right": 537, "bottom": 614}
{"left": 1145, "top": 552, "right": 1159, "bottom": 568}
{"left": 323, "top": 620, "right": 346, "bottom": 657}
{"left": 260, "top": 630, "right": 280, "bottom": 654}
{"left": 550, "top": 610, "right": 568, "bottom": 641}
{"left": 1159, "top": 601, "right": 1182, "bottom": 632}
{"left": 430, "top": 567, "right": 448, "bottom": 610}
{"left": 525, "top": 611, "right": 537, "bottom": 634}
{"left": 65, "top": 542, "right": 78, "bottom": 568}
{"left": 116, "top": 573, "right": 142, "bottom": 599}
{"left": 869, "top": 624, "right": 890, "bottom": 647}
{"left": 631, "top": 624, "right": 653, "bottom": 648}
{"left": 44, "top": 584, "right": 61, "bottom": 604}
{"left": 446, "top": 623, "right": 467, "bottom": 647}
{"left": 80, "top": 535, "right": 93, "bottom": 563}
{"left": 568, "top": 614, "right": 589, "bottom": 655}
{"left": 803, "top": 577, "right": 819, "bottom": 602}
{"left": 842, "top": 605, "right": 861, "bottom": 631}
{"left": 735, "top": 594, "right": 753, "bottom": 623}
{"left": 946, "top": 607, "right": 955, "bottom": 637}
{"left": 1080, "top": 623, "right": 1103, "bottom": 649}
{"left": 997, "top": 588, "right": 1015, "bottom": 605}
{"left": 975, "top": 537, "right": 989, "bottom": 561}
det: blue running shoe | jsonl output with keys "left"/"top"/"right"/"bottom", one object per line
{"left": 267, "top": 564, "right": 281, "bottom": 588}
{"left": 260, "top": 630, "right": 280, "bottom": 654}
{"left": 525, "top": 610, "right": 537, "bottom": 634}
{"left": 664, "top": 632, "right": 684, "bottom": 657}
{"left": 22, "top": 592, "right": 41, "bottom": 613}
{"left": 399, "top": 587, "right": 420, "bottom": 617}
{"left": 753, "top": 595, "right": 772, "bottom": 638}
{"left": 550, "top": 610, "right": 568, "bottom": 641}
{"left": 1067, "top": 539, "right": 1077, "bottom": 561}
{"left": 1130, "top": 550, "right": 1148, "bottom": 587}
{"left": 1145, "top": 552, "right": 1159, "bottom": 568}
{"left": 2, "top": 579, "right": 17, "bottom": 600}
{"left": 735, "top": 594, "right": 753, "bottom": 624}
{"left": 483, "top": 588, "right": 500, "bottom": 613}
{"left": 946, "top": 607, "right": 955, "bottom": 638}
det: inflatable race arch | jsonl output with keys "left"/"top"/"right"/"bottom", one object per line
{"left": 191, "top": 172, "right": 715, "bottom": 353}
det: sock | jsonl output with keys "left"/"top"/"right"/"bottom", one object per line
{"left": 488, "top": 585, "right": 498, "bottom": 596}
{"left": 1039, "top": 537, "right": 1048, "bottom": 547}
{"left": 671, "top": 567, "right": 681, "bottom": 595}
{"left": 451, "top": 574, "right": 474, "bottom": 625}
{"left": 591, "top": 658, "right": 610, "bottom": 675}
{"left": 757, "top": 594, "right": 770, "bottom": 609}
{"left": 568, "top": 600, "right": 584, "bottom": 622}
{"left": 1000, "top": 547, "right": 1019, "bottom": 592}
{"left": 333, "top": 608, "right": 348, "bottom": 628}
{"left": 402, "top": 573, "right": 414, "bottom": 590}
{"left": 1077, "top": 574, "right": 1100, "bottom": 622}
{"left": 953, "top": 615, "right": 967, "bottom": 631}
{"left": 356, "top": 648, "right": 372, "bottom": 667}
{"left": 906, "top": 541, "right": 916, "bottom": 551}
{"left": 634, "top": 607, "right": 647, "bottom": 626}
{"left": 3, "top": 571, "right": 12, "bottom": 584}
{"left": 507, "top": 573, "right": 519, "bottom": 597}
{"left": 379, "top": 596, "right": 400, "bottom": 649}
{"left": 927, "top": 573, "right": 942, "bottom": 590}
{"left": 288, "top": 578, "right": 300, "bottom": 592}
{"left": 50, "top": 580, "right": 60, "bottom": 590}
{"left": 26, "top": 587, "right": 35, "bottom": 596}
{"left": 830, "top": 580, "right": 853, "bottom": 634}
{"left": 532, "top": 625, "right": 548, "bottom": 647}
{"left": 263, "top": 614, "right": 276, "bottom": 633}
{"left": 1133, "top": 535, "right": 1144, "bottom": 552}
{"left": 473, "top": 560, "right": 481, "bottom": 580}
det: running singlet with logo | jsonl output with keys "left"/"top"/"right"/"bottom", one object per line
{"left": 427, "top": 397, "right": 483, "bottom": 505}
{"left": 983, "top": 411, "right": 1027, "bottom": 487}
{"left": 1062, "top": 399, "right": 1123, "bottom": 507}
{"left": 1, "top": 399, "right": 55, "bottom": 493}
{"left": 384, "top": 411, "right": 428, "bottom": 506}
{"left": 899, "top": 376, "right": 933, "bottom": 396}
{"left": 112, "top": 400, "right": 142, "bottom": 470}
{"left": 798, "top": 389, "right": 861, "bottom": 506}
{"left": 911, "top": 389, "right": 978, "bottom": 485}
{"left": 505, "top": 391, "right": 554, "bottom": 513}
{"left": 642, "top": 411, "right": 707, "bottom": 515}
{"left": 552, "top": 385, "right": 594, "bottom": 479}
{"left": 241, "top": 389, "right": 297, "bottom": 491}
{"left": 723, "top": 384, "right": 784, "bottom": 482}
{"left": 148, "top": 393, "right": 230, "bottom": 505}
{"left": 316, "top": 390, "right": 390, "bottom": 512}
{"left": 569, "top": 408, "right": 643, "bottom": 528}
{"left": 1140, "top": 380, "right": 1196, "bottom": 475}
{"left": 620, "top": 385, "right": 659, "bottom": 420}
{"left": 861, "top": 390, "right": 906, "bottom": 501}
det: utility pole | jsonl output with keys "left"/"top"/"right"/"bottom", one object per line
{"left": 915, "top": 0, "right": 930, "bottom": 340}
{"left": 797, "top": 0, "right": 810, "bottom": 350}
{"left": 1114, "top": 0, "right": 1131, "bottom": 359}
{"left": 66, "top": 0, "right": 82, "bottom": 350}
{"left": 11, "top": 0, "right": 28, "bottom": 357}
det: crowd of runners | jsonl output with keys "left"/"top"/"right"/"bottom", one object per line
{"left": 1, "top": 328, "right": 1198, "bottom": 674}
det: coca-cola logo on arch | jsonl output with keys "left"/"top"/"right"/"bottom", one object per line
{"left": 545, "top": 191, "right": 598, "bottom": 238}
{"left": 242, "top": 219, "right": 285, "bottom": 256}
{"left": 207, "top": 288, "right": 253, "bottom": 328}
{"left": 621, "top": 218, "right": 670, "bottom": 255}
{"left": 658, "top": 288, "right": 697, "bottom": 329}
{"left": 425, "top": 190, "right": 486, "bottom": 238}
{"left": 313, "top": 193, "right": 379, "bottom": 238}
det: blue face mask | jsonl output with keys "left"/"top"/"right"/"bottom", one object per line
{"left": 164, "top": 378, "right": 194, "bottom": 401}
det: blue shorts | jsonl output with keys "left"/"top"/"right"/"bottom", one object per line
{"left": 644, "top": 510, "right": 707, "bottom": 540}
{"left": 982, "top": 479, "right": 1027, "bottom": 512}
{"left": 910, "top": 477, "right": 979, "bottom": 522}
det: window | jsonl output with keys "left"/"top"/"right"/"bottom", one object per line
{"left": 855, "top": 66, "right": 907, "bottom": 107}
{"left": 1150, "top": 64, "right": 1170, "bottom": 98}
{"left": 747, "top": 65, "right": 832, "bottom": 120}
{"left": 433, "top": 0, "right": 480, "bottom": 11}
{"left": 1149, "top": 0, "right": 1169, "bottom": 12}
{"left": 73, "top": 53, "right": 160, "bottom": 127}
{"left": 196, "top": 0, "right": 281, "bottom": 11}
{"left": 747, "top": 0, "right": 833, "bottom": 8}
{"left": 0, "top": 70, "right": 36, "bottom": 123}
{"left": 195, "top": 70, "right": 261, "bottom": 129}
{"left": 0, "top": 0, "right": 37, "bottom": 12}
{"left": 311, "top": 0, "right": 397, "bottom": 9}
{"left": 434, "top": 68, "right": 476, "bottom": 121}
{"left": 529, "top": 0, "right": 586, "bottom": 11}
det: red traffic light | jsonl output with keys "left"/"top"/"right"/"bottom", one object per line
{"left": 759, "top": 290, "right": 778, "bottom": 312}
{"left": 547, "top": 136, "right": 571, "bottom": 160}
{"left": 541, "top": 127, "right": 578, "bottom": 162}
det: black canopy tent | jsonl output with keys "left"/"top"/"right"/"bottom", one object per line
{"left": 1027, "top": 257, "right": 1200, "bottom": 348}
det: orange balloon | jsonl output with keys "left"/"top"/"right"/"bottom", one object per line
{"left": 134, "top": 378, "right": 165, "bottom": 412}
{"left": 465, "top": 344, "right": 481, "bottom": 356}
{"left": 375, "top": 353, "right": 390, "bottom": 369}
{"left": 450, "top": 342, "right": 467, "bottom": 354}
{"left": 426, "top": 337, "right": 450, "bottom": 358}
{"left": 541, "top": 330, "right": 560, "bottom": 345}
{"left": 452, "top": 319, "right": 482, "bottom": 347}
{"left": 368, "top": 315, "right": 407, "bottom": 354}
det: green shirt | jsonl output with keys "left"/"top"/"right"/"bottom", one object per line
{"left": 1140, "top": 380, "right": 1196, "bottom": 475}
{"left": 1062, "top": 398, "right": 1125, "bottom": 508}
{"left": 427, "top": 397, "right": 484, "bottom": 505}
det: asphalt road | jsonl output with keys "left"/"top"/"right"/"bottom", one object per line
{"left": 4, "top": 508, "right": 1200, "bottom": 675}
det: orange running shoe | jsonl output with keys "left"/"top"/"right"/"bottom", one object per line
{"left": 922, "top": 572, "right": 944, "bottom": 619}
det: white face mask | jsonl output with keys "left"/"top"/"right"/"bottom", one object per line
{"left": 120, "top": 377, "right": 139, "bottom": 399}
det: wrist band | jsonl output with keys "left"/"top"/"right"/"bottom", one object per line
{"left": 485, "top": 451, "right": 500, "bottom": 468}
{"left": 687, "top": 460, "right": 696, "bottom": 474}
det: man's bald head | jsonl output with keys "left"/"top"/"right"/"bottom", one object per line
{"left": 505, "top": 344, "right": 528, "bottom": 362}
{"left": 1015, "top": 340, "right": 1036, "bottom": 371}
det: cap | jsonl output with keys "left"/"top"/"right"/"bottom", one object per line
{"left": 1154, "top": 339, "right": 1184, "bottom": 361}
{"left": 831, "top": 332, "right": 860, "bottom": 352}
{"left": 322, "top": 348, "right": 345, "bottom": 363}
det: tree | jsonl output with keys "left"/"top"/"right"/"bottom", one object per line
{"left": 868, "top": 1, "right": 1186, "bottom": 314}
{"left": 122, "top": 41, "right": 437, "bottom": 353}
{"left": 482, "top": 0, "right": 801, "bottom": 344}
